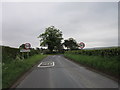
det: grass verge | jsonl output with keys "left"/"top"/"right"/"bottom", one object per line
{"left": 64, "top": 54, "right": 119, "bottom": 79}
{"left": 2, "top": 54, "right": 47, "bottom": 88}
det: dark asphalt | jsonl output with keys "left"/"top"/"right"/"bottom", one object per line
{"left": 16, "top": 55, "right": 118, "bottom": 88}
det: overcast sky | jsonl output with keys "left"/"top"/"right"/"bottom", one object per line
{"left": 2, "top": 2, "right": 118, "bottom": 48}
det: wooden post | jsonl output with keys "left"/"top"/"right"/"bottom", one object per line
{"left": 27, "top": 52, "right": 29, "bottom": 58}
{"left": 22, "top": 52, "right": 24, "bottom": 60}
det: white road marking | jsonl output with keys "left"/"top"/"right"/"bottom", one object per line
{"left": 37, "top": 61, "right": 55, "bottom": 68}
{"left": 52, "top": 62, "right": 55, "bottom": 66}
{"left": 37, "top": 62, "right": 42, "bottom": 67}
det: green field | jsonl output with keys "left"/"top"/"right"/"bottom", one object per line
{"left": 64, "top": 47, "right": 119, "bottom": 78}
{"left": 2, "top": 54, "right": 46, "bottom": 88}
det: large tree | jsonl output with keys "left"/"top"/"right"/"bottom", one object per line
{"left": 38, "top": 26, "right": 63, "bottom": 52}
{"left": 63, "top": 38, "right": 78, "bottom": 50}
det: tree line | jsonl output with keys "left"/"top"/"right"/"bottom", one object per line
{"left": 38, "top": 26, "right": 79, "bottom": 53}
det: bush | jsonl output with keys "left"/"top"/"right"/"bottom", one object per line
{"left": 2, "top": 46, "right": 42, "bottom": 63}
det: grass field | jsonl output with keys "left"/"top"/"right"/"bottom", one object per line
{"left": 2, "top": 54, "right": 47, "bottom": 88}
{"left": 64, "top": 54, "right": 119, "bottom": 78}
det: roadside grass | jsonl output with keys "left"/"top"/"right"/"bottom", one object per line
{"left": 64, "top": 54, "right": 119, "bottom": 78}
{"left": 2, "top": 54, "right": 47, "bottom": 88}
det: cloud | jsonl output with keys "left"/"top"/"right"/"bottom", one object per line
{"left": 2, "top": 2, "right": 118, "bottom": 48}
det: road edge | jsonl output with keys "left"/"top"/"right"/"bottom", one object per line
{"left": 63, "top": 55, "right": 119, "bottom": 83}
{"left": 10, "top": 56, "right": 48, "bottom": 89}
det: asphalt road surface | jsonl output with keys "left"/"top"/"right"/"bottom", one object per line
{"left": 16, "top": 55, "right": 118, "bottom": 88}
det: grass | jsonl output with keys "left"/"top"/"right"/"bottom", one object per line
{"left": 2, "top": 54, "right": 47, "bottom": 88}
{"left": 64, "top": 54, "right": 119, "bottom": 78}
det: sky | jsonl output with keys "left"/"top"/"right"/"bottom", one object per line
{"left": 1, "top": 1, "right": 118, "bottom": 49}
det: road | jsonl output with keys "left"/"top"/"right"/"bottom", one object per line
{"left": 16, "top": 55, "right": 118, "bottom": 88}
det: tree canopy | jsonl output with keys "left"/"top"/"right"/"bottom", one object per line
{"left": 19, "top": 44, "right": 25, "bottom": 49}
{"left": 63, "top": 38, "right": 79, "bottom": 50}
{"left": 38, "top": 26, "right": 63, "bottom": 52}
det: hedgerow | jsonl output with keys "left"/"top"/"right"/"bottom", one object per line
{"left": 64, "top": 47, "right": 119, "bottom": 78}
{"left": 65, "top": 47, "right": 119, "bottom": 57}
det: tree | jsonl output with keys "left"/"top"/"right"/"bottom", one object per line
{"left": 19, "top": 44, "right": 25, "bottom": 49}
{"left": 63, "top": 38, "right": 78, "bottom": 50}
{"left": 38, "top": 26, "right": 63, "bottom": 52}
